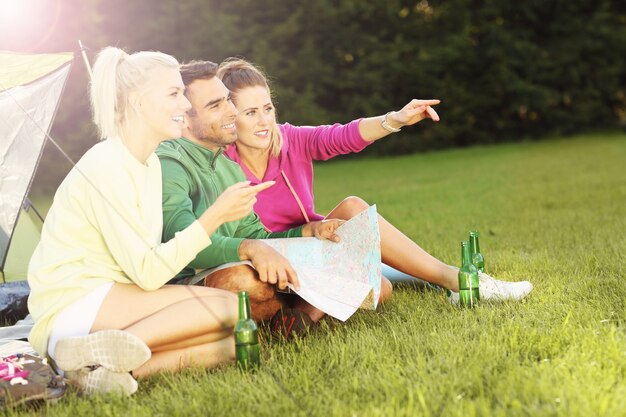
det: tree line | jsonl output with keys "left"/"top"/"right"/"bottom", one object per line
{"left": 6, "top": 0, "right": 624, "bottom": 193}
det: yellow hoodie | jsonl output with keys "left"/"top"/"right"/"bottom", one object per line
{"left": 28, "top": 137, "right": 211, "bottom": 356}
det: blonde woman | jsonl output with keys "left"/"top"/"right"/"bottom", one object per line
{"left": 27, "top": 48, "right": 270, "bottom": 395}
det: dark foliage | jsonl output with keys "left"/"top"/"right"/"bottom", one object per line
{"left": 2, "top": 0, "right": 624, "bottom": 192}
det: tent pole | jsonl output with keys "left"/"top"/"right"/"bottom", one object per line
{"left": 78, "top": 40, "right": 93, "bottom": 80}
{"left": 22, "top": 198, "right": 44, "bottom": 223}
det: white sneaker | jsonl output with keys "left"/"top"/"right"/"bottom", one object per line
{"left": 55, "top": 330, "right": 151, "bottom": 372}
{"left": 65, "top": 367, "right": 138, "bottom": 396}
{"left": 448, "top": 272, "right": 533, "bottom": 304}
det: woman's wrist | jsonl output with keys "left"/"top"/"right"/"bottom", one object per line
{"left": 301, "top": 223, "right": 314, "bottom": 237}
{"left": 382, "top": 111, "right": 404, "bottom": 131}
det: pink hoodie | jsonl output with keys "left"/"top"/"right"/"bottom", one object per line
{"left": 224, "top": 120, "right": 370, "bottom": 232}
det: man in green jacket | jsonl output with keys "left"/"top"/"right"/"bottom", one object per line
{"left": 156, "top": 60, "right": 338, "bottom": 323}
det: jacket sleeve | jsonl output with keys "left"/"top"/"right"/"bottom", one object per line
{"left": 285, "top": 120, "right": 371, "bottom": 161}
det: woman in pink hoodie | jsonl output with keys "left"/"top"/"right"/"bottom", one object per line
{"left": 219, "top": 58, "right": 533, "bottom": 304}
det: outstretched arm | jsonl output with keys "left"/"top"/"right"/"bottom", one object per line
{"left": 358, "top": 99, "right": 441, "bottom": 142}
{"left": 291, "top": 98, "right": 441, "bottom": 161}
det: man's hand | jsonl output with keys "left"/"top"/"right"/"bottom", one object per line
{"left": 302, "top": 219, "right": 345, "bottom": 242}
{"left": 210, "top": 181, "right": 275, "bottom": 223}
{"left": 238, "top": 240, "right": 300, "bottom": 290}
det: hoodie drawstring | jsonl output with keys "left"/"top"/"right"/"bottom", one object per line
{"left": 280, "top": 169, "right": 310, "bottom": 224}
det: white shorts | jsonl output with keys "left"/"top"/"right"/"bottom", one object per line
{"left": 47, "top": 282, "right": 114, "bottom": 360}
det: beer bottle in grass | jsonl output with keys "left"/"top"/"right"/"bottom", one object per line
{"left": 469, "top": 230, "right": 485, "bottom": 273}
{"left": 459, "top": 241, "right": 480, "bottom": 307}
{"left": 235, "top": 291, "right": 260, "bottom": 369}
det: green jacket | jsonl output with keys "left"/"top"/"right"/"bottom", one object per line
{"left": 157, "top": 137, "right": 303, "bottom": 279}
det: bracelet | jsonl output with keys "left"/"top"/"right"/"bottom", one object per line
{"left": 381, "top": 112, "right": 402, "bottom": 133}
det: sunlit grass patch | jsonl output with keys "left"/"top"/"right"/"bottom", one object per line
{"left": 7, "top": 132, "right": 626, "bottom": 417}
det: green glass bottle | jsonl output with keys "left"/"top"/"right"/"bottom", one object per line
{"left": 458, "top": 241, "right": 480, "bottom": 307}
{"left": 469, "top": 231, "right": 485, "bottom": 273}
{"left": 235, "top": 291, "right": 260, "bottom": 369}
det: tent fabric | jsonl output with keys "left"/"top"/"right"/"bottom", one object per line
{"left": 3, "top": 207, "right": 43, "bottom": 282}
{"left": 0, "top": 51, "right": 73, "bottom": 92}
{"left": 0, "top": 51, "right": 73, "bottom": 271}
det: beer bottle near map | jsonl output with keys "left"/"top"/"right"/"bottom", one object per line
{"left": 235, "top": 291, "right": 260, "bottom": 369}
{"left": 469, "top": 230, "right": 485, "bottom": 273}
{"left": 458, "top": 241, "right": 480, "bottom": 307}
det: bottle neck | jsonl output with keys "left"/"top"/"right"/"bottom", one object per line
{"left": 238, "top": 292, "right": 252, "bottom": 320}
{"left": 461, "top": 242, "right": 471, "bottom": 267}
{"left": 470, "top": 234, "right": 480, "bottom": 254}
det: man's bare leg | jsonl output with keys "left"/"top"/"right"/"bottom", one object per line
{"left": 203, "top": 265, "right": 283, "bottom": 321}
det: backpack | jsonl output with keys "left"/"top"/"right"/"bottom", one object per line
{"left": 0, "top": 354, "right": 66, "bottom": 408}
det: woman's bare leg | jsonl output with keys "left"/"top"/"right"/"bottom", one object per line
{"left": 91, "top": 283, "right": 238, "bottom": 375}
{"left": 151, "top": 330, "right": 232, "bottom": 353}
{"left": 327, "top": 196, "right": 459, "bottom": 291}
{"left": 133, "top": 336, "right": 235, "bottom": 378}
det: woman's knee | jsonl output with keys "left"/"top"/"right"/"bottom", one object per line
{"left": 340, "top": 196, "right": 369, "bottom": 215}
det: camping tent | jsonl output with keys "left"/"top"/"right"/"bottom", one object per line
{"left": 0, "top": 51, "right": 73, "bottom": 282}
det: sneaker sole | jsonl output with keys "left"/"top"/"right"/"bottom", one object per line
{"left": 54, "top": 330, "right": 151, "bottom": 372}
{"left": 65, "top": 367, "right": 138, "bottom": 396}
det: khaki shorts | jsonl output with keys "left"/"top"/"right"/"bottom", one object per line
{"left": 176, "top": 261, "right": 254, "bottom": 286}
{"left": 175, "top": 260, "right": 291, "bottom": 294}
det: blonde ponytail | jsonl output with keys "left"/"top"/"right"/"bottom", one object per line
{"left": 90, "top": 47, "right": 126, "bottom": 139}
{"left": 90, "top": 47, "right": 179, "bottom": 139}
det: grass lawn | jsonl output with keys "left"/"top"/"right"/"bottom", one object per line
{"left": 6, "top": 131, "right": 626, "bottom": 416}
